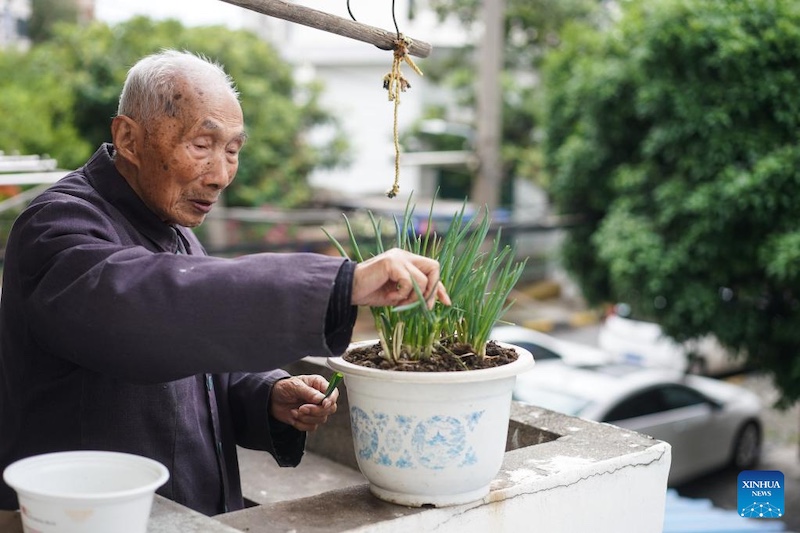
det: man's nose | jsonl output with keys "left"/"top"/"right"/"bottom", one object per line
{"left": 205, "top": 151, "right": 236, "bottom": 189}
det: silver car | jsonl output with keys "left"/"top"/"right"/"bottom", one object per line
{"left": 491, "top": 325, "right": 613, "bottom": 366}
{"left": 513, "top": 363, "right": 762, "bottom": 486}
{"left": 598, "top": 308, "right": 747, "bottom": 377}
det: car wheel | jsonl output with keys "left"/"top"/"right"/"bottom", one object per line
{"left": 731, "top": 421, "right": 761, "bottom": 470}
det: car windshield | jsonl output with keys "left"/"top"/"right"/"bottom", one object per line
{"left": 509, "top": 342, "right": 561, "bottom": 361}
{"left": 513, "top": 388, "right": 592, "bottom": 416}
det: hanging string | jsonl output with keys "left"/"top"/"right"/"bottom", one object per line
{"left": 392, "top": 0, "right": 400, "bottom": 37}
{"left": 347, "top": 0, "right": 400, "bottom": 37}
{"left": 347, "top": 0, "right": 423, "bottom": 198}
{"left": 346, "top": 0, "right": 357, "bottom": 24}
{"left": 383, "top": 38, "right": 422, "bottom": 198}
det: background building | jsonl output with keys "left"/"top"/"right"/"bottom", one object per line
{"left": 0, "top": 0, "right": 31, "bottom": 49}
{"left": 242, "top": 0, "right": 472, "bottom": 200}
{"left": 75, "top": 0, "right": 94, "bottom": 24}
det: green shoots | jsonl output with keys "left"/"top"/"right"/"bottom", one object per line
{"left": 321, "top": 372, "right": 343, "bottom": 402}
{"left": 323, "top": 195, "right": 526, "bottom": 364}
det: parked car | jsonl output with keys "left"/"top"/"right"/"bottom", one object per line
{"left": 490, "top": 325, "right": 613, "bottom": 366}
{"left": 513, "top": 362, "right": 762, "bottom": 486}
{"left": 598, "top": 307, "right": 747, "bottom": 376}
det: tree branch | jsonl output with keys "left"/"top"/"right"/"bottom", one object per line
{"left": 218, "top": 0, "right": 432, "bottom": 58}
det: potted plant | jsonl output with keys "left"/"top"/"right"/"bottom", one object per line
{"left": 323, "top": 197, "right": 535, "bottom": 508}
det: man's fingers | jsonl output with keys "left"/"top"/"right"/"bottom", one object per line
{"left": 293, "top": 408, "right": 333, "bottom": 432}
{"left": 393, "top": 279, "right": 412, "bottom": 299}
{"left": 351, "top": 248, "right": 452, "bottom": 308}
{"left": 392, "top": 271, "right": 452, "bottom": 310}
{"left": 435, "top": 281, "right": 451, "bottom": 306}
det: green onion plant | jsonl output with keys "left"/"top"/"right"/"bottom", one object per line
{"left": 322, "top": 195, "right": 526, "bottom": 364}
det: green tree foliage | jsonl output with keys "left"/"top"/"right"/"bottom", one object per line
{"left": 406, "top": 0, "right": 603, "bottom": 201}
{"left": 0, "top": 17, "right": 347, "bottom": 207}
{"left": 542, "top": 0, "right": 800, "bottom": 405}
{"left": 0, "top": 47, "right": 91, "bottom": 164}
{"left": 28, "top": 0, "right": 79, "bottom": 43}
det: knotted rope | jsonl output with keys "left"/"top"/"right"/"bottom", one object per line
{"left": 383, "top": 36, "right": 423, "bottom": 198}
{"left": 346, "top": 0, "right": 424, "bottom": 198}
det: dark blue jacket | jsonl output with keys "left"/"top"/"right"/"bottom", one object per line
{"left": 0, "top": 144, "right": 355, "bottom": 515}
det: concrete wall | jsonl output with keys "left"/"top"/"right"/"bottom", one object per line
{"left": 213, "top": 357, "right": 672, "bottom": 533}
{"left": 0, "top": 357, "right": 673, "bottom": 533}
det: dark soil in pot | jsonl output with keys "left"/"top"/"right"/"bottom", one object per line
{"left": 344, "top": 339, "right": 519, "bottom": 372}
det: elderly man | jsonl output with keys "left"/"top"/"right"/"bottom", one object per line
{"left": 0, "top": 50, "right": 449, "bottom": 516}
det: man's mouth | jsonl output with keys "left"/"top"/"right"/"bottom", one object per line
{"left": 189, "top": 199, "right": 215, "bottom": 214}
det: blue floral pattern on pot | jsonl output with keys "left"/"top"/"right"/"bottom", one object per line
{"left": 351, "top": 407, "right": 485, "bottom": 470}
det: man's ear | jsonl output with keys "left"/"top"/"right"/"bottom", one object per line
{"left": 111, "top": 115, "right": 142, "bottom": 167}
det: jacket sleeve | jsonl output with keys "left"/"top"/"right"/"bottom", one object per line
{"left": 224, "top": 371, "right": 306, "bottom": 466}
{"left": 10, "top": 195, "right": 350, "bottom": 384}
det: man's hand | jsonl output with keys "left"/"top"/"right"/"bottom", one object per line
{"left": 351, "top": 248, "right": 452, "bottom": 309}
{"left": 269, "top": 375, "right": 339, "bottom": 432}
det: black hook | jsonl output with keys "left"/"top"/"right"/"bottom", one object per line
{"left": 347, "top": 0, "right": 402, "bottom": 46}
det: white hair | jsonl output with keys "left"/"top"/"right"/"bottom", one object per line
{"left": 116, "top": 49, "right": 239, "bottom": 125}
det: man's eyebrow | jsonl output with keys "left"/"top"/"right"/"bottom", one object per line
{"left": 201, "top": 119, "right": 221, "bottom": 131}
{"left": 200, "top": 119, "right": 248, "bottom": 143}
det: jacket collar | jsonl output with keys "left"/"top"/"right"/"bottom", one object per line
{"left": 84, "top": 143, "right": 185, "bottom": 254}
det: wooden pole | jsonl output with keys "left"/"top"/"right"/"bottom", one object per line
{"left": 218, "top": 0, "right": 432, "bottom": 58}
{"left": 471, "top": 0, "right": 504, "bottom": 210}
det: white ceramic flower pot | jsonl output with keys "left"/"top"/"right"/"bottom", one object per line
{"left": 328, "top": 340, "right": 534, "bottom": 507}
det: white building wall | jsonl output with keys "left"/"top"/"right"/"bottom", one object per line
{"left": 0, "top": 0, "right": 31, "bottom": 49}
{"left": 242, "top": 0, "right": 474, "bottom": 197}
{"left": 298, "top": 52, "right": 426, "bottom": 196}
{"left": 76, "top": 0, "right": 95, "bottom": 24}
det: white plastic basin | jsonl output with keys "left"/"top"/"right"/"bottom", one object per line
{"left": 3, "top": 450, "right": 169, "bottom": 533}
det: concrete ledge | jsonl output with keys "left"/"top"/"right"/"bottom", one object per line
{"left": 149, "top": 497, "right": 242, "bottom": 532}
{"left": 216, "top": 357, "right": 671, "bottom": 533}
{"left": 0, "top": 494, "right": 243, "bottom": 533}
{"left": 218, "top": 404, "right": 670, "bottom": 533}
{"left": 1, "top": 357, "right": 670, "bottom": 533}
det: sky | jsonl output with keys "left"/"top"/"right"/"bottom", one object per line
{"left": 94, "top": 0, "right": 248, "bottom": 28}
{"left": 94, "top": 1, "right": 398, "bottom": 33}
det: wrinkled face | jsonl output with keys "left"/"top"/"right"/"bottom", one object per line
{"left": 131, "top": 80, "right": 245, "bottom": 227}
